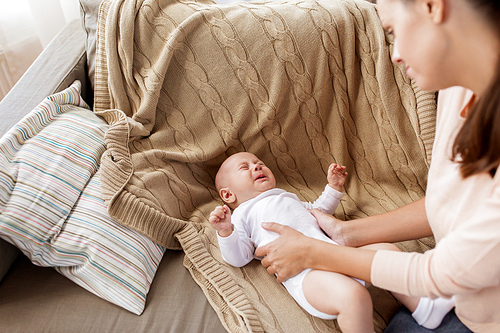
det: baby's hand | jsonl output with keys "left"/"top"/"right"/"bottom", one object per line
{"left": 209, "top": 205, "right": 233, "bottom": 237}
{"left": 327, "top": 163, "right": 347, "bottom": 192}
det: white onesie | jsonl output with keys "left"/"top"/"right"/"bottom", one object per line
{"left": 217, "top": 185, "right": 344, "bottom": 319}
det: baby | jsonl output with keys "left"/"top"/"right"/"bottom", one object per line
{"left": 210, "top": 152, "right": 455, "bottom": 332}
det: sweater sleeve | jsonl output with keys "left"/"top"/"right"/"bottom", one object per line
{"left": 371, "top": 185, "right": 500, "bottom": 299}
{"left": 217, "top": 224, "right": 255, "bottom": 268}
{"left": 301, "top": 185, "right": 343, "bottom": 214}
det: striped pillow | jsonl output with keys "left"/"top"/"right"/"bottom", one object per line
{"left": 0, "top": 81, "right": 165, "bottom": 315}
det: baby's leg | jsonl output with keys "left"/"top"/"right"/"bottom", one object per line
{"left": 361, "top": 243, "right": 455, "bottom": 330}
{"left": 303, "top": 270, "right": 373, "bottom": 333}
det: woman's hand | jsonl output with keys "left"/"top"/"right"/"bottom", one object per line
{"left": 309, "top": 209, "right": 351, "bottom": 246}
{"left": 312, "top": 198, "right": 432, "bottom": 247}
{"left": 256, "top": 222, "right": 377, "bottom": 283}
{"left": 255, "top": 222, "right": 315, "bottom": 283}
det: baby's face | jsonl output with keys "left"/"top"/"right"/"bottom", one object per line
{"left": 218, "top": 152, "right": 276, "bottom": 206}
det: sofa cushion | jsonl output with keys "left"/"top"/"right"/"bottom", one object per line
{"left": 0, "top": 81, "right": 164, "bottom": 315}
{"left": 0, "top": 18, "right": 88, "bottom": 285}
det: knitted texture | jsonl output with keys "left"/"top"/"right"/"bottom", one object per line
{"left": 94, "top": 0, "right": 437, "bottom": 331}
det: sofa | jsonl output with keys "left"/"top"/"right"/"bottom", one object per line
{"left": 0, "top": 0, "right": 436, "bottom": 332}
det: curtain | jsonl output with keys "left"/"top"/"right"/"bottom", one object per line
{"left": 0, "top": 0, "right": 80, "bottom": 100}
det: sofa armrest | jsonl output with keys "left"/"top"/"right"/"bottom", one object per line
{"left": 0, "top": 18, "right": 88, "bottom": 284}
{"left": 0, "top": 19, "right": 88, "bottom": 137}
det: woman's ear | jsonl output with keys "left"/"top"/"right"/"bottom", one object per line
{"left": 220, "top": 188, "right": 236, "bottom": 205}
{"left": 422, "top": 0, "right": 445, "bottom": 24}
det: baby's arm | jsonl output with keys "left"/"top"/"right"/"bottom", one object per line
{"left": 301, "top": 164, "right": 346, "bottom": 214}
{"left": 209, "top": 205, "right": 233, "bottom": 237}
{"left": 327, "top": 163, "right": 347, "bottom": 192}
{"left": 209, "top": 206, "right": 255, "bottom": 267}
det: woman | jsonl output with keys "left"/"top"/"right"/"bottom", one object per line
{"left": 254, "top": 0, "right": 500, "bottom": 331}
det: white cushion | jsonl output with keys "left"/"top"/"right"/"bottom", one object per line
{"left": 0, "top": 80, "right": 164, "bottom": 314}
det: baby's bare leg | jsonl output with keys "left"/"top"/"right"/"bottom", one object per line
{"left": 303, "top": 270, "right": 373, "bottom": 333}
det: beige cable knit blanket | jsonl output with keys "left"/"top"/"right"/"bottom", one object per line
{"left": 94, "top": 0, "right": 437, "bottom": 331}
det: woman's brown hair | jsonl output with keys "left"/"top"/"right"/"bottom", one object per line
{"left": 451, "top": 0, "right": 500, "bottom": 178}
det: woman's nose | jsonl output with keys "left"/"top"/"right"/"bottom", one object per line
{"left": 391, "top": 40, "right": 404, "bottom": 65}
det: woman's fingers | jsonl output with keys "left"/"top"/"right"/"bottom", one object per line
{"left": 260, "top": 221, "right": 285, "bottom": 233}
{"left": 255, "top": 223, "right": 310, "bottom": 282}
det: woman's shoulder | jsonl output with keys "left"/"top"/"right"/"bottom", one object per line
{"left": 437, "top": 86, "right": 474, "bottom": 116}
{"left": 438, "top": 86, "right": 473, "bottom": 98}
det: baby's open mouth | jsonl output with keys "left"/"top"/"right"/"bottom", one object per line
{"left": 256, "top": 175, "right": 266, "bottom": 181}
